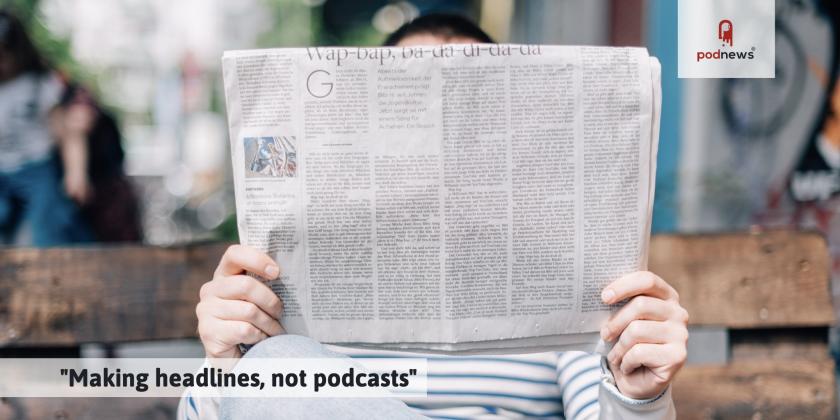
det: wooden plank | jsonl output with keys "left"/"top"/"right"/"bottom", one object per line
{"left": 0, "top": 243, "right": 228, "bottom": 346}
{"left": 673, "top": 359, "right": 836, "bottom": 420}
{"left": 649, "top": 231, "right": 834, "bottom": 328}
{"left": 0, "top": 230, "right": 832, "bottom": 344}
{"left": 0, "top": 397, "right": 178, "bottom": 420}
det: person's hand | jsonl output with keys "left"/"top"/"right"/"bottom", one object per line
{"left": 55, "top": 102, "right": 96, "bottom": 204}
{"left": 197, "top": 245, "right": 285, "bottom": 359}
{"left": 599, "top": 271, "right": 689, "bottom": 399}
{"left": 63, "top": 169, "right": 91, "bottom": 204}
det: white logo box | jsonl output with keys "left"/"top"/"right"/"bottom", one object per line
{"left": 678, "top": 0, "right": 775, "bottom": 78}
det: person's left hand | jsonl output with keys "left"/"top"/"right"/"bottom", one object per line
{"left": 599, "top": 271, "right": 689, "bottom": 400}
{"left": 63, "top": 169, "right": 91, "bottom": 204}
{"left": 56, "top": 102, "right": 96, "bottom": 204}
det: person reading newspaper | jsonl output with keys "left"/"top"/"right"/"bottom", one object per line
{"left": 181, "top": 14, "right": 687, "bottom": 420}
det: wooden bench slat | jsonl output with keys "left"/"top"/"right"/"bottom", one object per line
{"left": 0, "top": 243, "right": 228, "bottom": 346}
{"left": 673, "top": 359, "right": 835, "bottom": 420}
{"left": 649, "top": 231, "right": 834, "bottom": 328}
{"left": 0, "top": 397, "right": 179, "bottom": 420}
{"left": 0, "top": 231, "right": 836, "bottom": 417}
{"left": 0, "top": 230, "right": 832, "bottom": 345}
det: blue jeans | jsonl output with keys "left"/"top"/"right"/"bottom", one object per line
{"left": 0, "top": 158, "right": 92, "bottom": 246}
{"left": 219, "top": 335, "right": 427, "bottom": 420}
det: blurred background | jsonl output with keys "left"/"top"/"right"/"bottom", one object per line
{"left": 0, "top": 0, "right": 836, "bottom": 345}
{"left": 0, "top": 0, "right": 669, "bottom": 247}
{"left": 2, "top": 0, "right": 840, "bottom": 416}
{"left": 4, "top": 0, "right": 834, "bottom": 249}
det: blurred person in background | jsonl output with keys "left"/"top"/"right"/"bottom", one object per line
{"left": 0, "top": 9, "right": 91, "bottom": 246}
{"left": 58, "top": 83, "right": 142, "bottom": 243}
{"left": 0, "top": 10, "right": 140, "bottom": 246}
{"left": 184, "top": 14, "right": 686, "bottom": 420}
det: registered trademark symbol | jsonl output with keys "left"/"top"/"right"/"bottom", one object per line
{"left": 751, "top": 46, "right": 756, "bottom": 51}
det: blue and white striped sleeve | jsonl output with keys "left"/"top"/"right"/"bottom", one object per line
{"left": 176, "top": 359, "right": 221, "bottom": 420}
{"left": 557, "top": 351, "right": 602, "bottom": 419}
{"left": 557, "top": 352, "right": 676, "bottom": 420}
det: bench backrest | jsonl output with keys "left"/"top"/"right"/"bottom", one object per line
{"left": 650, "top": 231, "right": 835, "bottom": 419}
{"left": 0, "top": 243, "right": 227, "bottom": 346}
{"left": 0, "top": 231, "right": 834, "bottom": 419}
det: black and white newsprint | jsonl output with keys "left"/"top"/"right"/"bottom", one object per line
{"left": 221, "top": 44, "right": 662, "bottom": 354}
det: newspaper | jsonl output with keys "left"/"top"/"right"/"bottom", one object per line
{"left": 221, "top": 44, "right": 661, "bottom": 354}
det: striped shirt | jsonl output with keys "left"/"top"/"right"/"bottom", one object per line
{"left": 179, "top": 346, "right": 673, "bottom": 420}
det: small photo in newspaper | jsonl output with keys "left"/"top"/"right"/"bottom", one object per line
{"left": 244, "top": 136, "right": 297, "bottom": 178}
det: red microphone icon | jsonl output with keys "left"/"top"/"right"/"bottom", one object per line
{"left": 718, "top": 19, "right": 733, "bottom": 47}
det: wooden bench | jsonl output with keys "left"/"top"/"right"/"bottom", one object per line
{"left": 0, "top": 242, "right": 229, "bottom": 419}
{"left": 0, "top": 231, "right": 834, "bottom": 418}
{"left": 651, "top": 231, "right": 836, "bottom": 419}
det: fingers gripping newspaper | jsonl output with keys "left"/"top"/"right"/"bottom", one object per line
{"left": 222, "top": 44, "right": 661, "bottom": 354}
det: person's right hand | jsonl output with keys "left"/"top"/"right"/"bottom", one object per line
{"left": 197, "top": 245, "right": 285, "bottom": 359}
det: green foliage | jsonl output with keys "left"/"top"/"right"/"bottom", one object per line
{"left": 1, "top": 0, "right": 95, "bottom": 87}
{"left": 257, "top": 0, "right": 318, "bottom": 48}
{"left": 0, "top": 0, "right": 37, "bottom": 20}
{"left": 257, "top": 0, "right": 384, "bottom": 47}
{"left": 336, "top": 22, "right": 385, "bottom": 47}
{"left": 214, "top": 213, "right": 240, "bottom": 242}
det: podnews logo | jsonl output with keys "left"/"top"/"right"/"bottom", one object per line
{"left": 719, "top": 19, "right": 733, "bottom": 46}
{"left": 695, "top": 19, "right": 755, "bottom": 62}
{"left": 678, "top": 0, "right": 774, "bottom": 78}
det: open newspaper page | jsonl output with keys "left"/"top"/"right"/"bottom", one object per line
{"left": 221, "top": 44, "right": 661, "bottom": 354}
